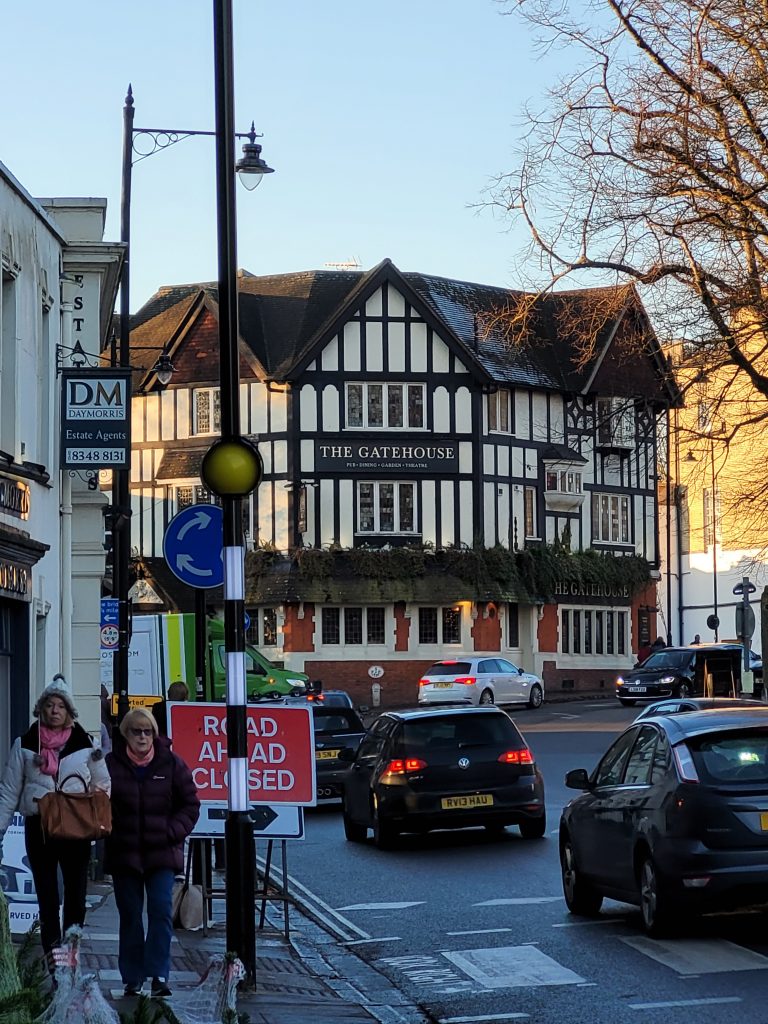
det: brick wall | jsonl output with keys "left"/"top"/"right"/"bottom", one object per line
{"left": 303, "top": 659, "right": 436, "bottom": 709}
{"left": 394, "top": 602, "right": 409, "bottom": 652}
{"left": 284, "top": 603, "right": 315, "bottom": 652}
{"left": 470, "top": 604, "right": 502, "bottom": 650}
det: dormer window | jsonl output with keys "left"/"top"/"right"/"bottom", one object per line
{"left": 596, "top": 397, "right": 635, "bottom": 448}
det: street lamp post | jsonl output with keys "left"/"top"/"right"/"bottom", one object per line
{"left": 113, "top": 90, "right": 272, "bottom": 725}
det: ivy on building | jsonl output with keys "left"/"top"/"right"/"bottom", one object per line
{"left": 244, "top": 542, "right": 652, "bottom": 602}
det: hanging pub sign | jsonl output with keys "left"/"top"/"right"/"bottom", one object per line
{"left": 315, "top": 438, "right": 459, "bottom": 474}
{"left": 60, "top": 368, "right": 132, "bottom": 469}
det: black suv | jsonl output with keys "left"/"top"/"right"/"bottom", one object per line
{"left": 616, "top": 643, "right": 743, "bottom": 706}
{"left": 340, "top": 706, "right": 546, "bottom": 848}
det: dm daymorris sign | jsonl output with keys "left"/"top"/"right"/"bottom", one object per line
{"left": 60, "top": 368, "right": 132, "bottom": 469}
{"left": 315, "top": 438, "right": 459, "bottom": 473}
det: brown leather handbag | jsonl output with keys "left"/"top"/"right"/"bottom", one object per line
{"left": 37, "top": 774, "right": 112, "bottom": 841}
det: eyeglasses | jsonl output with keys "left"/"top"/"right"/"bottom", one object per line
{"left": 128, "top": 728, "right": 154, "bottom": 737}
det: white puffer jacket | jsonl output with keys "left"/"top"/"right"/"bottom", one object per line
{"left": 0, "top": 721, "right": 111, "bottom": 839}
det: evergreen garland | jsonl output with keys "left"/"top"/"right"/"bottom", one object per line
{"left": 259, "top": 542, "right": 652, "bottom": 600}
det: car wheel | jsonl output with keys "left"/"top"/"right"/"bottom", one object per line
{"left": 677, "top": 682, "right": 691, "bottom": 699}
{"left": 519, "top": 812, "right": 546, "bottom": 839}
{"left": 372, "top": 805, "right": 398, "bottom": 850}
{"left": 561, "top": 836, "right": 603, "bottom": 916}
{"left": 342, "top": 807, "right": 367, "bottom": 843}
{"left": 528, "top": 684, "right": 544, "bottom": 709}
{"left": 639, "top": 856, "right": 676, "bottom": 937}
{"left": 619, "top": 699, "right": 637, "bottom": 707}
{"left": 479, "top": 689, "right": 494, "bottom": 706}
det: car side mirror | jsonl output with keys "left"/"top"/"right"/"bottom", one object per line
{"left": 337, "top": 747, "right": 356, "bottom": 763}
{"left": 518, "top": 667, "right": 523, "bottom": 674}
{"left": 565, "top": 768, "right": 591, "bottom": 790}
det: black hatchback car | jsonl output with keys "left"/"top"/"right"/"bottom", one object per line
{"left": 616, "top": 644, "right": 742, "bottom": 705}
{"left": 560, "top": 708, "right": 768, "bottom": 935}
{"left": 341, "top": 706, "right": 546, "bottom": 848}
{"left": 313, "top": 706, "right": 366, "bottom": 800}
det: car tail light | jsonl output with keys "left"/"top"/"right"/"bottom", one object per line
{"left": 673, "top": 743, "right": 700, "bottom": 783}
{"left": 419, "top": 678, "right": 429, "bottom": 687}
{"left": 454, "top": 676, "right": 476, "bottom": 686}
{"left": 498, "top": 749, "right": 534, "bottom": 764}
{"left": 381, "top": 758, "right": 427, "bottom": 777}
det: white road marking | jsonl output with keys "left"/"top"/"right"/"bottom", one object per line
{"left": 553, "top": 714, "right": 580, "bottom": 719}
{"left": 622, "top": 937, "right": 768, "bottom": 974}
{"left": 439, "top": 1015, "right": 529, "bottom": 1022}
{"left": 628, "top": 997, "right": 742, "bottom": 1010}
{"left": 343, "top": 936, "right": 402, "bottom": 945}
{"left": 443, "top": 945, "right": 585, "bottom": 988}
{"left": 339, "top": 902, "right": 425, "bottom": 911}
{"left": 257, "top": 855, "right": 369, "bottom": 942}
{"left": 447, "top": 928, "right": 513, "bottom": 936}
{"left": 553, "top": 918, "right": 624, "bottom": 928}
{"left": 474, "top": 897, "right": 562, "bottom": 906}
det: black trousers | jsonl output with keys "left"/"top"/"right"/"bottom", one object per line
{"left": 24, "top": 815, "right": 91, "bottom": 953}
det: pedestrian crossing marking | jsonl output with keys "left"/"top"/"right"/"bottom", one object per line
{"left": 474, "top": 897, "right": 562, "bottom": 906}
{"left": 621, "top": 937, "right": 768, "bottom": 975}
{"left": 443, "top": 945, "right": 585, "bottom": 988}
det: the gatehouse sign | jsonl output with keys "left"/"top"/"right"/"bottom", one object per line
{"left": 316, "top": 439, "right": 459, "bottom": 473}
{"left": 553, "top": 580, "right": 630, "bottom": 601}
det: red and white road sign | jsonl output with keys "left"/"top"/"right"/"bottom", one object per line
{"left": 168, "top": 702, "right": 316, "bottom": 805}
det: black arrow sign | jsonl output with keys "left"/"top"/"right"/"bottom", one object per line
{"left": 249, "top": 806, "right": 279, "bottom": 831}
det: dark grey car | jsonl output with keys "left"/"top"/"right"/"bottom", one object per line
{"left": 560, "top": 708, "right": 768, "bottom": 936}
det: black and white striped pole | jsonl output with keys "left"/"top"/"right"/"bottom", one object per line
{"left": 200, "top": 0, "right": 266, "bottom": 984}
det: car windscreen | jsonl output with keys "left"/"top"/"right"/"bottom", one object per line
{"left": 403, "top": 714, "right": 522, "bottom": 751}
{"left": 313, "top": 710, "right": 365, "bottom": 734}
{"left": 640, "top": 651, "right": 692, "bottom": 670}
{"left": 686, "top": 728, "right": 768, "bottom": 783}
{"left": 426, "top": 662, "right": 472, "bottom": 675}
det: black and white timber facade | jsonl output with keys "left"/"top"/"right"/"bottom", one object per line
{"left": 123, "top": 259, "right": 673, "bottom": 707}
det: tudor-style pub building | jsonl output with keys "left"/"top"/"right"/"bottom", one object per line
{"left": 122, "top": 259, "right": 673, "bottom": 707}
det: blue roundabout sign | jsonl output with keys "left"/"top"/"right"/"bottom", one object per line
{"left": 163, "top": 504, "right": 224, "bottom": 589}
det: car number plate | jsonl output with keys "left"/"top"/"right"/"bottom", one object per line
{"left": 441, "top": 794, "right": 494, "bottom": 809}
{"left": 433, "top": 682, "right": 453, "bottom": 688}
{"left": 760, "top": 812, "right": 768, "bottom": 831}
{"left": 315, "top": 749, "right": 340, "bottom": 760}
{"left": 628, "top": 687, "right": 647, "bottom": 693}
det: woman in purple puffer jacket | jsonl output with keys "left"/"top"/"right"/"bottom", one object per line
{"left": 105, "top": 707, "right": 200, "bottom": 1000}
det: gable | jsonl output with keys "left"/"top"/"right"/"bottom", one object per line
{"left": 299, "top": 282, "right": 474, "bottom": 379}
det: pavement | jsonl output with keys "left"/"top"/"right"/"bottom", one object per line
{"left": 75, "top": 875, "right": 431, "bottom": 1024}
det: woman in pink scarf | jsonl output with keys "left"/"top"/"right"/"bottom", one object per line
{"left": 0, "top": 675, "right": 110, "bottom": 972}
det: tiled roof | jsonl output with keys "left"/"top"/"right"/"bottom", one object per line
{"left": 130, "top": 262, "right": 662, "bottom": 397}
{"left": 154, "top": 448, "right": 208, "bottom": 482}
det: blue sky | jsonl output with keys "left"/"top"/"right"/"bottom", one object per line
{"left": 2, "top": 1, "right": 562, "bottom": 312}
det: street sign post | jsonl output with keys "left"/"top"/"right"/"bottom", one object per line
{"left": 162, "top": 504, "right": 224, "bottom": 589}
{"left": 100, "top": 597, "right": 120, "bottom": 651}
{"left": 734, "top": 576, "right": 756, "bottom": 693}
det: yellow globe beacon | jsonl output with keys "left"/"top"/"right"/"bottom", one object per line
{"left": 201, "top": 438, "right": 263, "bottom": 497}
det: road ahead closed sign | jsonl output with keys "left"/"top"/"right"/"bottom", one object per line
{"left": 168, "top": 702, "right": 316, "bottom": 805}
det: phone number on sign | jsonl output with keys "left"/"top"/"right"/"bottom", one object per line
{"left": 65, "top": 448, "right": 126, "bottom": 464}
